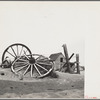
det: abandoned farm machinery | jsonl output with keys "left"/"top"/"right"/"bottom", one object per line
{"left": 0, "top": 43, "right": 54, "bottom": 78}
{"left": 0, "top": 43, "right": 80, "bottom": 79}
{"left": 60, "top": 44, "right": 80, "bottom": 74}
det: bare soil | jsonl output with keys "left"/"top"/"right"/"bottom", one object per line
{"left": 0, "top": 68, "right": 84, "bottom": 98}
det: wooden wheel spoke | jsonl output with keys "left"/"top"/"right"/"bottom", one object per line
{"left": 17, "top": 45, "right": 19, "bottom": 56}
{"left": 11, "top": 46, "right": 17, "bottom": 57}
{"left": 34, "top": 64, "right": 42, "bottom": 76}
{"left": 23, "top": 51, "right": 29, "bottom": 60}
{"left": 16, "top": 64, "right": 28, "bottom": 72}
{"left": 19, "top": 46, "right": 23, "bottom": 56}
{"left": 23, "top": 65, "right": 30, "bottom": 75}
{"left": 37, "top": 62, "right": 52, "bottom": 66}
{"left": 7, "top": 51, "right": 16, "bottom": 58}
{"left": 36, "top": 63, "right": 48, "bottom": 71}
{"left": 24, "top": 50, "right": 28, "bottom": 54}
{"left": 31, "top": 64, "right": 33, "bottom": 77}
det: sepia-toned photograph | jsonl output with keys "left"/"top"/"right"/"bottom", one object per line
{"left": 0, "top": 1, "right": 86, "bottom": 99}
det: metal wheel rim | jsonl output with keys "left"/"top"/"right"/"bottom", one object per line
{"left": 2, "top": 43, "right": 32, "bottom": 62}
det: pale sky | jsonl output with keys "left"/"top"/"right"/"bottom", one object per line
{"left": 0, "top": 2, "right": 85, "bottom": 66}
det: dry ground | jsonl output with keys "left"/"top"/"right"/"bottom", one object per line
{"left": 0, "top": 67, "right": 84, "bottom": 99}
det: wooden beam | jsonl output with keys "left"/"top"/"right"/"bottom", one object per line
{"left": 62, "top": 44, "right": 71, "bottom": 73}
{"left": 76, "top": 54, "right": 80, "bottom": 74}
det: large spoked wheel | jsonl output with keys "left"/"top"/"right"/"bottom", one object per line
{"left": 2, "top": 43, "right": 32, "bottom": 63}
{"left": 11, "top": 54, "right": 54, "bottom": 78}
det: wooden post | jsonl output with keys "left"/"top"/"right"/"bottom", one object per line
{"left": 76, "top": 54, "right": 80, "bottom": 74}
{"left": 62, "top": 44, "right": 71, "bottom": 73}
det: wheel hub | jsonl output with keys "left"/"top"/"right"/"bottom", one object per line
{"left": 29, "top": 57, "right": 35, "bottom": 64}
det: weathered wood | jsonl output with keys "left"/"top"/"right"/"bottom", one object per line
{"left": 62, "top": 44, "right": 69, "bottom": 60}
{"left": 76, "top": 54, "right": 80, "bottom": 74}
{"left": 62, "top": 44, "right": 71, "bottom": 73}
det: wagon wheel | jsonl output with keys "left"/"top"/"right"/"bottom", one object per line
{"left": 11, "top": 54, "right": 54, "bottom": 78}
{"left": 2, "top": 43, "right": 32, "bottom": 63}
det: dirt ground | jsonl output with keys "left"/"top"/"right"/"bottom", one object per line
{"left": 0, "top": 68, "right": 84, "bottom": 99}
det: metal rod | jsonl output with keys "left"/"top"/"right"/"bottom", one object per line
{"left": 68, "top": 53, "right": 74, "bottom": 61}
